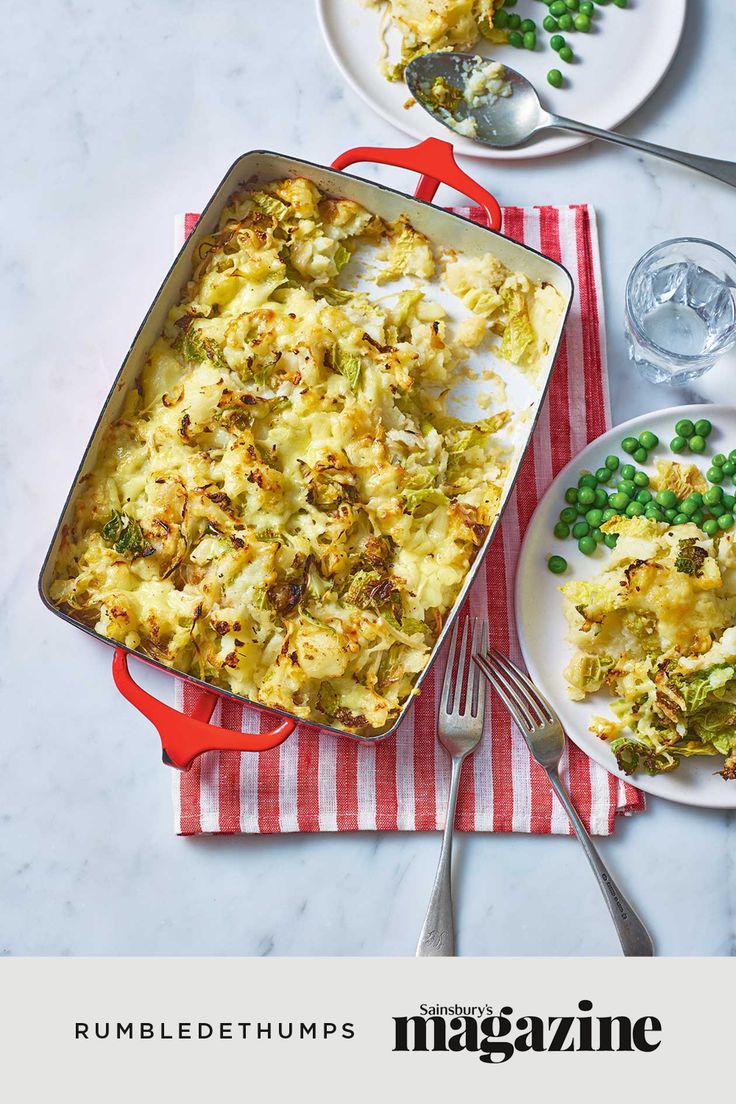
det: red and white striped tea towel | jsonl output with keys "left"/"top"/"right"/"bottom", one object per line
{"left": 173, "top": 203, "right": 646, "bottom": 836}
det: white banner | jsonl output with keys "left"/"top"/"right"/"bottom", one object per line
{"left": 1, "top": 957, "right": 731, "bottom": 1101}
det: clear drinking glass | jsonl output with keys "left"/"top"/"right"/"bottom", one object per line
{"left": 624, "top": 237, "right": 736, "bottom": 385}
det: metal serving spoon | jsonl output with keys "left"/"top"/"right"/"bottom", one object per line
{"left": 406, "top": 53, "right": 736, "bottom": 189}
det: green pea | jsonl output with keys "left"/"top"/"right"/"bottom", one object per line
{"left": 729, "top": 450, "right": 736, "bottom": 464}
{"left": 508, "top": 29, "right": 523, "bottom": 46}
{"left": 722, "top": 461, "right": 735, "bottom": 478}
{"left": 618, "top": 479, "right": 636, "bottom": 498}
{"left": 595, "top": 467, "right": 611, "bottom": 484}
{"left": 704, "top": 486, "right": 724, "bottom": 506}
{"left": 680, "top": 498, "right": 699, "bottom": 517}
{"left": 550, "top": 33, "right": 565, "bottom": 50}
{"left": 578, "top": 536, "right": 597, "bottom": 555}
{"left": 565, "top": 0, "right": 579, "bottom": 9}
{"left": 554, "top": 521, "right": 570, "bottom": 539}
{"left": 577, "top": 486, "right": 596, "bottom": 506}
{"left": 633, "top": 471, "right": 649, "bottom": 488}
{"left": 707, "top": 467, "right": 724, "bottom": 484}
{"left": 578, "top": 473, "right": 598, "bottom": 488}
{"left": 689, "top": 492, "right": 704, "bottom": 506}
{"left": 609, "top": 492, "right": 630, "bottom": 510}
{"left": 664, "top": 508, "right": 678, "bottom": 521}
{"left": 559, "top": 45, "right": 574, "bottom": 62}
{"left": 718, "top": 514, "right": 734, "bottom": 531}
{"left": 572, "top": 521, "right": 590, "bottom": 539}
{"left": 507, "top": 13, "right": 522, "bottom": 29}
{"left": 636, "top": 489, "right": 652, "bottom": 505}
{"left": 722, "top": 493, "right": 736, "bottom": 510}
{"left": 703, "top": 518, "right": 719, "bottom": 537}
{"left": 547, "top": 553, "right": 567, "bottom": 572}
{"left": 605, "top": 455, "right": 620, "bottom": 471}
{"left": 594, "top": 488, "right": 609, "bottom": 508}
{"left": 644, "top": 505, "right": 662, "bottom": 519}
{"left": 503, "top": 0, "right": 517, "bottom": 6}
{"left": 564, "top": 487, "right": 578, "bottom": 504}
{"left": 689, "top": 435, "right": 706, "bottom": 453}
{"left": 621, "top": 436, "right": 639, "bottom": 455}
{"left": 603, "top": 533, "right": 618, "bottom": 549}
{"left": 675, "top": 419, "right": 695, "bottom": 438}
{"left": 558, "top": 12, "right": 573, "bottom": 29}
{"left": 493, "top": 9, "right": 510, "bottom": 27}
{"left": 547, "top": 68, "right": 563, "bottom": 87}
{"left": 692, "top": 510, "right": 705, "bottom": 526}
{"left": 560, "top": 506, "right": 578, "bottom": 524}
{"left": 602, "top": 508, "right": 618, "bottom": 522}
{"left": 574, "top": 12, "right": 591, "bottom": 30}
{"left": 520, "top": 18, "right": 536, "bottom": 32}
{"left": 585, "top": 508, "right": 603, "bottom": 527}
{"left": 713, "top": 453, "right": 727, "bottom": 467}
{"left": 579, "top": 0, "right": 594, "bottom": 13}
{"left": 672, "top": 513, "right": 689, "bottom": 525}
{"left": 670, "top": 436, "right": 687, "bottom": 454}
{"left": 523, "top": 30, "right": 537, "bottom": 48}
{"left": 620, "top": 463, "right": 635, "bottom": 481}
{"left": 639, "top": 431, "right": 659, "bottom": 450}
{"left": 694, "top": 418, "right": 712, "bottom": 438}
{"left": 655, "top": 489, "right": 678, "bottom": 509}
{"left": 632, "top": 447, "right": 648, "bottom": 464}
{"left": 549, "top": 0, "right": 567, "bottom": 14}
{"left": 613, "top": 0, "right": 628, "bottom": 7}
{"left": 591, "top": 527, "right": 604, "bottom": 543}
{"left": 625, "top": 501, "right": 644, "bottom": 517}
{"left": 543, "top": 14, "right": 558, "bottom": 32}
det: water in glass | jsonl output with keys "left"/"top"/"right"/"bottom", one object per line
{"left": 625, "top": 239, "right": 736, "bottom": 385}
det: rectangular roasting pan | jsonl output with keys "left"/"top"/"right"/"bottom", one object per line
{"left": 39, "top": 139, "right": 573, "bottom": 770}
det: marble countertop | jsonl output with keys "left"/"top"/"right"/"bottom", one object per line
{"left": 3, "top": 0, "right": 736, "bottom": 957}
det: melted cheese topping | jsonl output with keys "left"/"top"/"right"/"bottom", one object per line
{"left": 51, "top": 176, "right": 560, "bottom": 734}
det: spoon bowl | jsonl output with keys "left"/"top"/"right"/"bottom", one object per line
{"left": 406, "top": 53, "right": 548, "bottom": 149}
{"left": 406, "top": 52, "right": 736, "bottom": 189}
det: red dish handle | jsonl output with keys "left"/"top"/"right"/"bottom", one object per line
{"left": 112, "top": 649, "right": 295, "bottom": 770}
{"left": 332, "top": 137, "right": 502, "bottom": 231}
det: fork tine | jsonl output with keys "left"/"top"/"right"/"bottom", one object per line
{"left": 440, "top": 617, "right": 461, "bottom": 716}
{"left": 485, "top": 653, "right": 545, "bottom": 733}
{"left": 469, "top": 620, "right": 488, "bottom": 718}
{"left": 473, "top": 653, "right": 532, "bottom": 734}
{"left": 488, "top": 647, "right": 553, "bottom": 723}
{"left": 455, "top": 617, "right": 472, "bottom": 715}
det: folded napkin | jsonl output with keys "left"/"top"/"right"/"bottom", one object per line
{"left": 173, "top": 203, "right": 645, "bottom": 837}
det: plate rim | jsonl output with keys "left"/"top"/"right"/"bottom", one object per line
{"left": 515, "top": 402, "right": 736, "bottom": 810}
{"left": 316, "top": 0, "right": 688, "bottom": 162}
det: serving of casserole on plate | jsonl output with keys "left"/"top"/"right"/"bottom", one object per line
{"left": 516, "top": 405, "right": 736, "bottom": 810}
{"left": 42, "top": 149, "right": 571, "bottom": 742}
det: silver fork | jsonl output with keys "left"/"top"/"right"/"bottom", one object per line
{"left": 473, "top": 647, "right": 654, "bottom": 957}
{"left": 416, "top": 617, "right": 488, "bottom": 957}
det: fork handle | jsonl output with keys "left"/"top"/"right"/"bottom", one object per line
{"left": 416, "top": 754, "right": 464, "bottom": 957}
{"left": 547, "top": 768, "right": 655, "bottom": 957}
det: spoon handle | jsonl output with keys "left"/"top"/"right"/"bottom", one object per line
{"left": 549, "top": 114, "right": 736, "bottom": 189}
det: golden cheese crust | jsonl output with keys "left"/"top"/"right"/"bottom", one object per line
{"left": 51, "top": 176, "right": 560, "bottom": 734}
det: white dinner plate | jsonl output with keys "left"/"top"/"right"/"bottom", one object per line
{"left": 317, "top": 0, "right": 687, "bottom": 161}
{"left": 516, "top": 404, "right": 736, "bottom": 809}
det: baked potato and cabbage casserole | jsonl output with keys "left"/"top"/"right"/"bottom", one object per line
{"left": 562, "top": 512, "right": 736, "bottom": 780}
{"left": 51, "top": 177, "right": 563, "bottom": 735}
{"left": 367, "top": 0, "right": 507, "bottom": 81}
